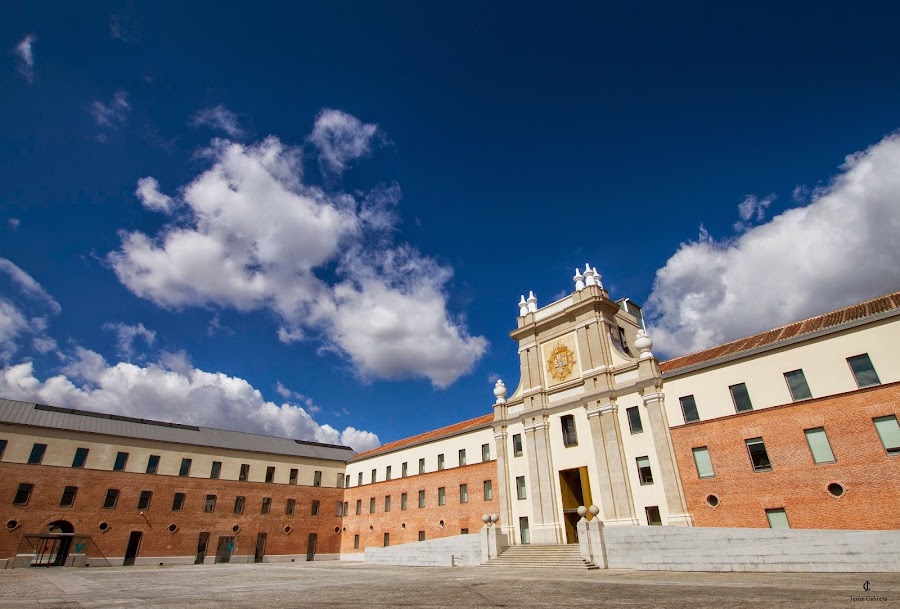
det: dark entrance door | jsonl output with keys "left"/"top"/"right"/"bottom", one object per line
{"left": 559, "top": 467, "right": 592, "bottom": 544}
{"left": 195, "top": 532, "right": 210, "bottom": 564}
{"left": 32, "top": 521, "right": 75, "bottom": 567}
{"left": 254, "top": 533, "right": 267, "bottom": 563}
{"left": 306, "top": 533, "right": 317, "bottom": 561}
{"left": 123, "top": 531, "right": 142, "bottom": 566}
{"left": 215, "top": 536, "right": 235, "bottom": 563}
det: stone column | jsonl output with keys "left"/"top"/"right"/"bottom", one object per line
{"left": 586, "top": 402, "right": 638, "bottom": 525}
{"left": 523, "top": 419, "right": 562, "bottom": 544}
{"left": 642, "top": 392, "right": 693, "bottom": 526}
{"left": 493, "top": 429, "right": 515, "bottom": 541}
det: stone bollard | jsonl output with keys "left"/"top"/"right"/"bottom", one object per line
{"left": 576, "top": 506, "right": 591, "bottom": 562}
{"left": 587, "top": 505, "right": 607, "bottom": 568}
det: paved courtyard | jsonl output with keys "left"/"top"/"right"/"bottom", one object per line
{"left": 0, "top": 562, "right": 896, "bottom": 609}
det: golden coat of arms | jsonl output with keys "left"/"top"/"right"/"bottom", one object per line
{"left": 547, "top": 343, "right": 576, "bottom": 381}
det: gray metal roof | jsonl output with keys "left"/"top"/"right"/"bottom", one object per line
{"left": 0, "top": 399, "right": 356, "bottom": 462}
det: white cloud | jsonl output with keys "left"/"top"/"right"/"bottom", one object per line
{"left": 0, "top": 258, "right": 60, "bottom": 361}
{"left": 91, "top": 90, "right": 130, "bottom": 128}
{"left": 192, "top": 105, "right": 245, "bottom": 138}
{"left": 103, "top": 322, "right": 156, "bottom": 359}
{"left": 733, "top": 194, "right": 776, "bottom": 232}
{"left": 13, "top": 34, "right": 36, "bottom": 83}
{"left": 8, "top": 218, "right": 20, "bottom": 231}
{"left": 309, "top": 108, "right": 378, "bottom": 174}
{"left": 135, "top": 177, "right": 175, "bottom": 214}
{"left": 647, "top": 132, "right": 900, "bottom": 357}
{"left": 110, "top": 121, "right": 487, "bottom": 387}
{"left": 0, "top": 350, "right": 380, "bottom": 452}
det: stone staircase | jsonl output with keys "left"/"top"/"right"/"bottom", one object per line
{"left": 484, "top": 544, "right": 599, "bottom": 570}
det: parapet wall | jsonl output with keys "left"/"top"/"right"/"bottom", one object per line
{"left": 364, "top": 534, "right": 482, "bottom": 567}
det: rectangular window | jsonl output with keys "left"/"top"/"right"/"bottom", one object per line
{"left": 437, "top": 454, "right": 445, "bottom": 470}
{"left": 355, "top": 499, "right": 361, "bottom": 515}
{"left": 459, "top": 449, "right": 466, "bottom": 466}
{"left": 482, "top": 443, "right": 490, "bottom": 462}
{"left": 512, "top": 434, "right": 523, "bottom": 457}
{"left": 314, "top": 470, "right": 322, "bottom": 487}
{"left": 113, "top": 451, "right": 128, "bottom": 471}
{"left": 28, "top": 443, "right": 47, "bottom": 465}
{"left": 729, "top": 382, "right": 753, "bottom": 412}
{"left": 311, "top": 500, "right": 320, "bottom": 516}
{"left": 234, "top": 496, "right": 245, "bottom": 514}
{"left": 371, "top": 469, "right": 377, "bottom": 484}
{"left": 784, "top": 369, "right": 812, "bottom": 401}
{"left": 516, "top": 476, "right": 526, "bottom": 500}
{"left": 72, "top": 447, "right": 89, "bottom": 468}
{"left": 766, "top": 508, "right": 790, "bottom": 529}
{"left": 459, "top": 484, "right": 468, "bottom": 503}
{"left": 103, "top": 488, "right": 119, "bottom": 509}
{"left": 369, "top": 497, "right": 376, "bottom": 513}
{"left": 484, "top": 480, "right": 493, "bottom": 501}
{"left": 204, "top": 494, "right": 217, "bottom": 513}
{"left": 383, "top": 532, "right": 390, "bottom": 547}
{"left": 418, "top": 489, "right": 425, "bottom": 508}
{"left": 144, "top": 454, "right": 160, "bottom": 474}
{"left": 210, "top": 461, "right": 222, "bottom": 479}
{"left": 438, "top": 487, "right": 446, "bottom": 506}
{"left": 342, "top": 501, "right": 348, "bottom": 516}
{"left": 848, "top": 354, "right": 880, "bottom": 388}
{"left": 873, "top": 415, "right": 900, "bottom": 455}
{"left": 636, "top": 456, "right": 654, "bottom": 485}
{"left": 179, "top": 458, "right": 193, "bottom": 477}
{"left": 418, "top": 458, "right": 425, "bottom": 474}
{"left": 645, "top": 506, "right": 662, "bottom": 526}
{"left": 344, "top": 475, "right": 350, "bottom": 488}
{"left": 137, "top": 490, "right": 153, "bottom": 510}
{"left": 561, "top": 414, "right": 578, "bottom": 447}
{"left": 265, "top": 466, "right": 276, "bottom": 483}
{"left": 746, "top": 437, "right": 772, "bottom": 472}
{"left": 401, "top": 492, "right": 408, "bottom": 510}
{"left": 418, "top": 531, "right": 426, "bottom": 542}
{"left": 385, "top": 495, "right": 391, "bottom": 512}
{"left": 60, "top": 486, "right": 78, "bottom": 507}
{"left": 261, "top": 497, "right": 271, "bottom": 515}
{"left": 385, "top": 466, "right": 391, "bottom": 481}
{"left": 337, "top": 473, "right": 344, "bottom": 487}
{"left": 692, "top": 447, "right": 715, "bottom": 478}
{"left": 804, "top": 428, "right": 836, "bottom": 464}
{"left": 0, "top": 439, "right": 6, "bottom": 460}
{"left": 286, "top": 498, "right": 295, "bottom": 516}
{"left": 353, "top": 534, "right": 360, "bottom": 549}
{"left": 679, "top": 395, "right": 699, "bottom": 423}
{"left": 626, "top": 406, "right": 643, "bottom": 434}
{"left": 172, "top": 492, "right": 186, "bottom": 512}
{"left": 358, "top": 472, "right": 363, "bottom": 486}
{"left": 239, "top": 463, "right": 250, "bottom": 481}
{"left": 13, "top": 483, "right": 33, "bottom": 505}
{"left": 401, "top": 462, "right": 408, "bottom": 477}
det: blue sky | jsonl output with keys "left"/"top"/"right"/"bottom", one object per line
{"left": 2, "top": 2, "right": 900, "bottom": 451}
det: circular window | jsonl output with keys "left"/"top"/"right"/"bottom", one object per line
{"left": 333, "top": 526, "right": 340, "bottom": 533}
{"left": 167, "top": 523, "right": 178, "bottom": 533}
{"left": 232, "top": 524, "right": 241, "bottom": 534}
{"left": 439, "top": 520, "right": 445, "bottom": 529}
{"left": 828, "top": 483, "right": 845, "bottom": 497}
{"left": 98, "top": 521, "right": 110, "bottom": 532}
{"left": 283, "top": 525, "right": 292, "bottom": 534}
{"left": 706, "top": 495, "right": 719, "bottom": 508}
{"left": 401, "top": 523, "right": 406, "bottom": 529}
{"left": 369, "top": 525, "right": 374, "bottom": 532}
{"left": 5, "top": 519, "right": 19, "bottom": 531}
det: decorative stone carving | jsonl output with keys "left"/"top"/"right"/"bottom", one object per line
{"left": 493, "top": 379, "right": 508, "bottom": 404}
{"left": 635, "top": 329, "right": 654, "bottom": 359}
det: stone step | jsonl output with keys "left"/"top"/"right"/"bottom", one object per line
{"left": 486, "top": 544, "right": 598, "bottom": 570}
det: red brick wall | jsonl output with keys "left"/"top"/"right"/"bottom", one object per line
{"left": 340, "top": 460, "right": 498, "bottom": 553}
{"left": 0, "top": 463, "right": 344, "bottom": 561}
{"left": 671, "top": 382, "right": 900, "bottom": 530}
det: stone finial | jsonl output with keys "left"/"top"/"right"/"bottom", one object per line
{"left": 573, "top": 268, "right": 585, "bottom": 292}
{"left": 577, "top": 506, "right": 587, "bottom": 517}
{"left": 490, "top": 514, "right": 499, "bottom": 523}
{"left": 493, "top": 379, "right": 507, "bottom": 405}
{"left": 583, "top": 264, "right": 595, "bottom": 286}
{"left": 482, "top": 514, "right": 491, "bottom": 524}
{"left": 588, "top": 505, "right": 600, "bottom": 517}
{"left": 526, "top": 291, "right": 537, "bottom": 313}
{"left": 592, "top": 267, "right": 603, "bottom": 289}
{"left": 518, "top": 295, "right": 528, "bottom": 317}
{"left": 635, "top": 329, "right": 654, "bottom": 359}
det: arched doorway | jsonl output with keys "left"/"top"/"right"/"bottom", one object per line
{"left": 34, "top": 521, "right": 74, "bottom": 567}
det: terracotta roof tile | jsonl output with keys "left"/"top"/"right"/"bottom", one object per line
{"left": 350, "top": 413, "right": 494, "bottom": 461}
{"left": 660, "top": 290, "right": 900, "bottom": 375}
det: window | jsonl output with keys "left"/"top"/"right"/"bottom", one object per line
{"left": 13, "top": 483, "right": 33, "bottom": 505}
{"left": 311, "top": 500, "right": 320, "bottom": 516}
{"left": 371, "top": 469, "right": 377, "bottom": 484}
{"left": 645, "top": 506, "right": 662, "bottom": 526}
{"left": 344, "top": 475, "right": 350, "bottom": 488}
{"left": 239, "top": 463, "right": 250, "bottom": 481}
{"left": 234, "top": 496, "right": 245, "bottom": 514}
{"left": 172, "top": 493, "right": 186, "bottom": 511}
{"left": 729, "top": 383, "right": 753, "bottom": 412}
{"left": 285, "top": 498, "right": 295, "bottom": 515}
{"left": 137, "top": 490, "right": 153, "bottom": 510}
{"left": 804, "top": 428, "right": 836, "bottom": 464}
{"left": 516, "top": 476, "right": 526, "bottom": 500}
{"left": 401, "top": 462, "right": 408, "bottom": 477}
{"left": 334, "top": 501, "right": 343, "bottom": 516}
{"left": 210, "top": 461, "right": 222, "bottom": 479}
{"left": 28, "top": 443, "right": 47, "bottom": 465}
{"left": 460, "top": 484, "right": 468, "bottom": 503}
{"left": 679, "top": 395, "right": 699, "bottom": 423}
{"left": 461, "top": 528, "right": 469, "bottom": 535}
{"left": 265, "top": 466, "right": 276, "bottom": 483}
{"left": 418, "top": 458, "right": 425, "bottom": 474}
{"left": 314, "top": 470, "right": 322, "bottom": 486}
{"left": 438, "top": 487, "right": 446, "bottom": 506}
{"left": 873, "top": 415, "right": 900, "bottom": 455}
{"left": 459, "top": 449, "right": 466, "bottom": 466}
{"left": 342, "top": 501, "right": 348, "bottom": 516}
{"left": 385, "top": 466, "right": 392, "bottom": 481}
{"left": 385, "top": 495, "right": 391, "bottom": 512}
{"left": 437, "top": 454, "right": 445, "bottom": 471}
{"left": 765, "top": 508, "right": 790, "bottom": 529}
{"left": 745, "top": 437, "right": 772, "bottom": 472}
{"left": 484, "top": 480, "right": 493, "bottom": 501}
{"left": 353, "top": 534, "right": 360, "bottom": 549}
{"left": 143, "top": 454, "right": 159, "bottom": 474}
{"left": 103, "top": 488, "right": 119, "bottom": 509}
{"left": 60, "top": 486, "right": 78, "bottom": 507}
{"left": 179, "top": 458, "right": 193, "bottom": 477}
{"left": 369, "top": 497, "right": 375, "bottom": 513}
{"left": 401, "top": 493, "right": 408, "bottom": 510}
{"left": 512, "top": 434, "right": 523, "bottom": 457}
{"left": 784, "top": 369, "right": 812, "bottom": 401}
{"left": 692, "top": 447, "right": 715, "bottom": 478}
{"left": 357, "top": 472, "right": 363, "bottom": 486}
{"left": 561, "top": 415, "right": 578, "bottom": 447}
{"left": 337, "top": 473, "right": 344, "bottom": 487}
{"left": 482, "top": 443, "right": 490, "bottom": 462}
{"left": 204, "top": 494, "right": 217, "bottom": 512}
{"left": 418, "top": 489, "right": 425, "bottom": 508}
{"left": 72, "top": 447, "right": 89, "bottom": 468}
{"left": 636, "top": 456, "right": 654, "bottom": 485}
{"left": 355, "top": 499, "right": 361, "bottom": 515}
{"left": 261, "top": 497, "right": 271, "bottom": 515}
{"left": 418, "top": 531, "right": 426, "bottom": 542}
{"left": 113, "top": 451, "right": 128, "bottom": 471}
{"left": 626, "top": 406, "right": 643, "bottom": 434}
{"left": 0, "top": 439, "right": 6, "bottom": 460}
{"left": 383, "top": 532, "right": 390, "bottom": 547}
{"left": 848, "top": 354, "right": 880, "bottom": 388}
